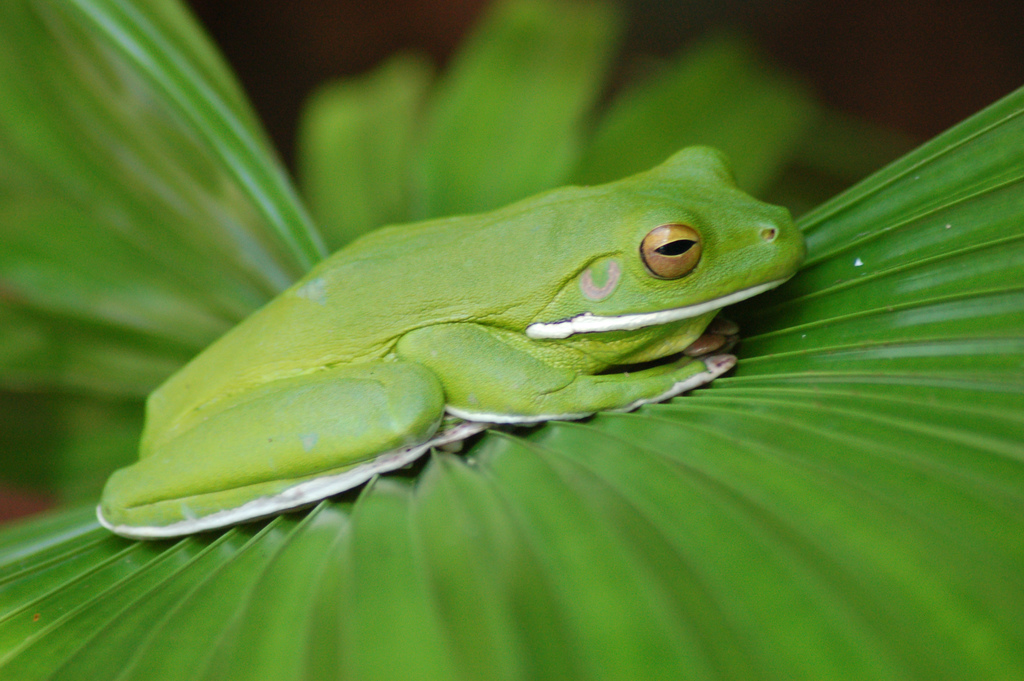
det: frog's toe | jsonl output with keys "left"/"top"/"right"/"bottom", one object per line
{"left": 682, "top": 332, "right": 728, "bottom": 357}
{"left": 683, "top": 315, "right": 740, "bottom": 357}
{"left": 706, "top": 316, "right": 739, "bottom": 336}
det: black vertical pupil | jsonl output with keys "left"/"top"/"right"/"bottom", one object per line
{"left": 655, "top": 239, "right": 696, "bottom": 256}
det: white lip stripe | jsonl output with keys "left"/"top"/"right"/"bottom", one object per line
{"left": 525, "top": 278, "right": 789, "bottom": 340}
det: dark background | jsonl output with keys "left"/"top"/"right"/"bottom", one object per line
{"left": 186, "top": 0, "right": 1024, "bottom": 167}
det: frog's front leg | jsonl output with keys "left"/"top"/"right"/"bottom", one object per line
{"left": 396, "top": 324, "right": 735, "bottom": 423}
{"left": 98, "top": 362, "right": 447, "bottom": 538}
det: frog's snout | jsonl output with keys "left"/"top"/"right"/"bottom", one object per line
{"left": 754, "top": 209, "right": 792, "bottom": 244}
{"left": 764, "top": 204, "right": 796, "bottom": 233}
{"left": 755, "top": 206, "right": 805, "bottom": 268}
{"left": 759, "top": 225, "right": 780, "bottom": 243}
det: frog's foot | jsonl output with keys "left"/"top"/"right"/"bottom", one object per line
{"left": 99, "top": 362, "right": 486, "bottom": 539}
{"left": 98, "top": 419, "right": 492, "bottom": 540}
{"left": 608, "top": 353, "right": 736, "bottom": 413}
{"left": 683, "top": 316, "right": 740, "bottom": 357}
{"left": 448, "top": 352, "right": 737, "bottom": 425}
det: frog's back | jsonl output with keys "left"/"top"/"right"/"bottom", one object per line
{"left": 140, "top": 261, "right": 393, "bottom": 453}
{"left": 142, "top": 172, "right": 684, "bottom": 454}
{"left": 142, "top": 193, "right": 593, "bottom": 448}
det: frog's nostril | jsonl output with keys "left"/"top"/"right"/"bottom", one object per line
{"left": 759, "top": 225, "right": 779, "bottom": 243}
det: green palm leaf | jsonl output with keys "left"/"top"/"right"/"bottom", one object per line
{"left": 1, "top": 0, "right": 1021, "bottom": 679}
{"left": 0, "top": 0, "right": 323, "bottom": 395}
{"left": 0, "top": 0, "right": 328, "bottom": 495}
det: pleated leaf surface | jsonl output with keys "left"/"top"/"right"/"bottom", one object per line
{"left": 1, "top": 0, "right": 1021, "bottom": 679}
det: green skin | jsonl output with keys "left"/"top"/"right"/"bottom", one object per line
{"left": 98, "top": 147, "right": 805, "bottom": 538}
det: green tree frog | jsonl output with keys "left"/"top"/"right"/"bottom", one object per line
{"left": 98, "top": 147, "right": 805, "bottom": 539}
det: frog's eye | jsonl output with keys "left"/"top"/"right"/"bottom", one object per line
{"left": 640, "top": 223, "right": 701, "bottom": 279}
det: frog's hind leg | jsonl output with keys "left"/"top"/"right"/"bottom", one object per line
{"left": 99, "top": 362, "right": 455, "bottom": 538}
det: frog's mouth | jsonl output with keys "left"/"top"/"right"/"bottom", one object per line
{"left": 525, "top": 278, "right": 788, "bottom": 340}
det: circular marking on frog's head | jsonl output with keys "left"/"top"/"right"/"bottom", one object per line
{"left": 579, "top": 259, "right": 621, "bottom": 301}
